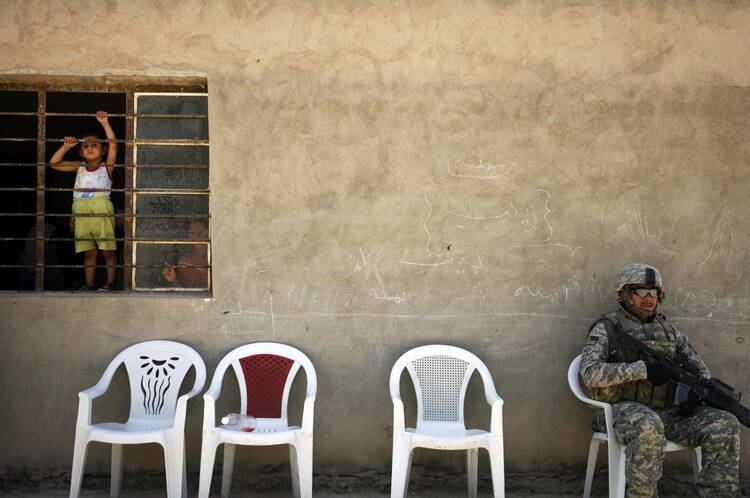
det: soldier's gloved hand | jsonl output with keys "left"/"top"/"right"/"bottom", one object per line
{"left": 646, "top": 363, "right": 673, "bottom": 386}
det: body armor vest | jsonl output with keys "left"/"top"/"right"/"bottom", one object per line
{"left": 588, "top": 310, "right": 678, "bottom": 408}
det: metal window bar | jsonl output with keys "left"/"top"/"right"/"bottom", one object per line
{"left": 0, "top": 264, "right": 210, "bottom": 269}
{"left": 0, "top": 237, "right": 210, "bottom": 242}
{"left": 0, "top": 138, "right": 209, "bottom": 145}
{"left": 0, "top": 163, "right": 209, "bottom": 170}
{"left": 2, "top": 239, "right": 211, "bottom": 244}
{"left": 4, "top": 265, "right": 211, "bottom": 292}
{"left": 0, "top": 111, "right": 208, "bottom": 118}
{"left": 123, "top": 91, "right": 135, "bottom": 290}
{"left": 35, "top": 90, "right": 46, "bottom": 290}
{"left": 0, "top": 162, "right": 210, "bottom": 169}
{"left": 0, "top": 188, "right": 211, "bottom": 193}
{"left": 0, "top": 214, "right": 210, "bottom": 218}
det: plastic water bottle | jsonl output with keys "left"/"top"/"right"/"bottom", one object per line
{"left": 221, "top": 413, "right": 257, "bottom": 432}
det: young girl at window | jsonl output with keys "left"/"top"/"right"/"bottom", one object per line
{"left": 50, "top": 111, "right": 117, "bottom": 291}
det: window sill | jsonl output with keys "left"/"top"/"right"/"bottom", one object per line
{"left": 0, "top": 290, "right": 213, "bottom": 300}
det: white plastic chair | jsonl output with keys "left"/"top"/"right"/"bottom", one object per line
{"left": 198, "top": 342, "right": 317, "bottom": 498}
{"left": 567, "top": 354, "right": 701, "bottom": 498}
{"left": 70, "top": 340, "right": 206, "bottom": 498}
{"left": 389, "top": 345, "right": 505, "bottom": 498}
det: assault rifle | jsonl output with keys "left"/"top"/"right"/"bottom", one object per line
{"left": 606, "top": 319, "right": 750, "bottom": 428}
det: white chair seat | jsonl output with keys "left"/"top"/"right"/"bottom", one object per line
{"left": 89, "top": 422, "right": 176, "bottom": 444}
{"left": 591, "top": 431, "right": 689, "bottom": 452}
{"left": 219, "top": 423, "right": 299, "bottom": 433}
{"left": 94, "top": 420, "right": 175, "bottom": 433}
{"left": 390, "top": 345, "right": 505, "bottom": 498}
{"left": 213, "top": 425, "right": 301, "bottom": 445}
{"left": 406, "top": 427, "right": 490, "bottom": 450}
{"left": 407, "top": 426, "right": 486, "bottom": 438}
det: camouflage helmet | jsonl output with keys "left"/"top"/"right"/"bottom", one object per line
{"left": 615, "top": 263, "right": 664, "bottom": 302}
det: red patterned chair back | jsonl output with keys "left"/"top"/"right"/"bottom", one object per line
{"left": 234, "top": 353, "right": 299, "bottom": 419}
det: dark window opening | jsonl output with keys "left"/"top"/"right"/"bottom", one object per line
{"left": 0, "top": 79, "right": 210, "bottom": 294}
{"left": 0, "top": 90, "right": 37, "bottom": 290}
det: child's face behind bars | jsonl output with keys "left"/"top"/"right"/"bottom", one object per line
{"left": 79, "top": 137, "right": 106, "bottom": 164}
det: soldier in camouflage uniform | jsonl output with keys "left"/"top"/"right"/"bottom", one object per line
{"left": 580, "top": 263, "right": 740, "bottom": 498}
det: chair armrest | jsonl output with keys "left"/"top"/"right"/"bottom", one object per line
{"left": 392, "top": 397, "right": 405, "bottom": 434}
{"left": 75, "top": 392, "right": 94, "bottom": 428}
{"left": 577, "top": 395, "right": 610, "bottom": 411}
{"left": 571, "top": 382, "right": 616, "bottom": 429}
{"left": 76, "top": 370, "right": 118, "bottom": 427}
{"left": 600, "top": 402, "right": 615, "bottom": 438}
{"left": 202, "top": 392, "right": 217, "bottom": 430}
{"left": 80, "top": 385, "right": 107, "bottom": 401}
{"left": 173, "top": 386, "right": 204, "bottom": 429}
{"left": 489, "top": 398, "right": 503, "bottom": 436}
{"left": 79, "top": 368, "right": 117, "bottom": 401}
{"left": 484, "top": 388, "right": 502, "bottom": 408}
{"left": 577, "top": 394, "right": 617, "bottom": 436}
{"left": 301, "top": 395, "right": 316, "bottom": 434}
{"left": 201, "top": 366, "right": 228, "bottom": 431}
{"left": 203, "top": 378, "right": 223, "bottom": 403}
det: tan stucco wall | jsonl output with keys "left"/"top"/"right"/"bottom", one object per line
{"left": 1, "top": 0, "right": 749, "bottom": 478}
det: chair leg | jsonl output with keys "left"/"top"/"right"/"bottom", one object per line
{"left": 290, "top": 445, "right": 301, "bottom": 498}
{"left": 488, "top": 437, "right": 505, "bottom": 498}
{"left": 220, "top": 443, "right": 236, "bottom": 498}
{"left": 294, "top": 438, "right": 314, "bottom": 498}
{"left": 583, "top": 439, "right": 600, "bottom": 498}
{"left": 607, "top": 441, "right": 626, "bottom": 498}
{"left": 198, "top": 439, "right": 218, "bottom": 498}
{"left": 110, "top": 444, "right": 125, "bottom": 498}
{"left": 403, "top": 449, "right": 413, "bottom": 497}
{"left": 390, "top": 437, "right": 410, "bottom": 498}
{"left": 691, "top": 446, "right": 702, "bottom": 483}
{"left": 182, "top": 451, "right": 188, "bottom": 498}
{"left": 163, "top": 437, "right": 185, "bottom": 498}
{"left": 69, "top": 436, "right": 89, "bottom": 498}
{"left": 467, "top": 448, "right": 478, "bottom": 498}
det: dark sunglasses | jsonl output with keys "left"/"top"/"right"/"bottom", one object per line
{"left": 631, "top": 288, "right": 659, "bottom": 298}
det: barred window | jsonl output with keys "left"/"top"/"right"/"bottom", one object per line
{"left": 0, "top": 77, "right": 210, "bottom": 293}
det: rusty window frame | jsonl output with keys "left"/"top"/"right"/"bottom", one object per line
{"left": 0, "top": 76, "right": 210, "bottom": 293}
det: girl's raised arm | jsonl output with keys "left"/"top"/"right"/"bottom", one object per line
{"left": 96, "top": 111, "right": 117, "bottom": 178}
{"left": 49, "top": 136, "right": 80, "bottom": 172}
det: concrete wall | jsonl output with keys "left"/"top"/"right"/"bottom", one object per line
{"left": 1, "top": 0, "right": 749, "bottom": 478}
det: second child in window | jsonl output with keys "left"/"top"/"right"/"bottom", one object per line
{"left": 50, "top": 111, "right": 117, "bottom": 291}
{"left": 161, "top": 220, "right": 209, "bottom": 288}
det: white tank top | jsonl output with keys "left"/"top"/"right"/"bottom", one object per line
{"left": 73, "top": 164, "right": 111, "bottom": 199}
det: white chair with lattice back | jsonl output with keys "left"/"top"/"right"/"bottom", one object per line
{"left": 567, "top": 354, "right": 701, "bottom": 498}
{"left": 198, "top": 342, "right": 317, "bottom": 498}
{"left": 70, "top": 340, "right": 206, "bottom": 498}
{"left": 389, "top": 344, "right": 505, "bottom": 498}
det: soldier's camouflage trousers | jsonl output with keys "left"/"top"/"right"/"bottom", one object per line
{"left": 593, "top": 401, "right": 740, "bottom": 498}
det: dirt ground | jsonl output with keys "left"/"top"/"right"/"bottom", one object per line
{"left": 0, "top": 468, "right": 724, "bottom": 497}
